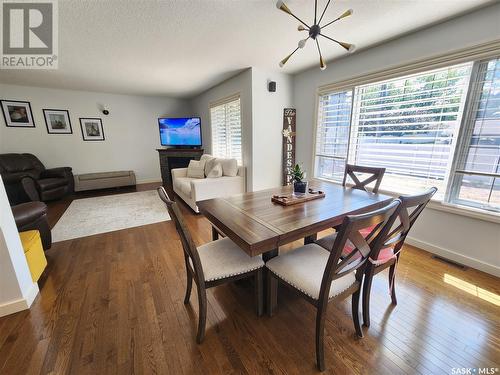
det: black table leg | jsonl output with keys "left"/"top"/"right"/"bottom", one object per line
{"left": 304, "top": 234, "right": 317, "bottom": 244}
{"left": 211, "top": 226, "right": 219, "bottom": 241}
{"left": 262, "top": 248, "right": 279, "bottom": 313}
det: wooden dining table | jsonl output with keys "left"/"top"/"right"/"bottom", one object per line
{"left": 197, "top": 180, "right": 394, "bottom": 261}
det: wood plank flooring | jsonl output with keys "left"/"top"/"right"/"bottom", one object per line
{"left": 1, "top": 184, "right": 499, "bottom": 374}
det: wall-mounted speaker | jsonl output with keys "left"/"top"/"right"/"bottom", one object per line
{"left": 268, "top": 81, "right": 277, "bottom": 92}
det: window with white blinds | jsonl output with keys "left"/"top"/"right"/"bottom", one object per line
{"left": 315, "top": 90, "right": 352, "bottom": 181}
{"left": 315, "top": 63, "right": 473, "bottom": 197}
{"left": 350, "top": 63, "right": 473, "bottom": 196}
{"left": 210, "top": 96, "right": 242, "bottom": 164}
{"left": 449, "top": 58, "right": 500, "bottom": 211}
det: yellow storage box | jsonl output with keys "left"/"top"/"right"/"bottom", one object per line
{"left": 19, "top": 230, "right": 47, "bottom": 282}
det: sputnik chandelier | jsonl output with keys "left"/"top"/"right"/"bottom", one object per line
{"left": 276, "top": 0, "right": 356, "bottom": 70}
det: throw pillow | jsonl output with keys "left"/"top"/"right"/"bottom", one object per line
{"left": 204, "top": 157, "right": 216, "bottom": 177}
{"left": 206, "top": 163, "right": 223, "bottom": 178}
{"left": 187, "top": 159, "right": 205, "bottom": 179}
{"left": 215, "top": 158, "right": 238, "bottom": 177}
{"left": 200, "top": 154, "right": 215, "bottom": 175}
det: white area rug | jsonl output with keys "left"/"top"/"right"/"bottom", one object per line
{"left": 52, "top": 190, "right": 170, "bottom": 242}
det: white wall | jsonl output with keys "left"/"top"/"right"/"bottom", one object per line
{"left": 292, "top": 3, "right": 500, "bottom": 276}
{"left": 251, "top": 68, "right": 293, "bottom": 191}
{"left": 0, "top": 176, "right": 39, "bottom": 317}
{"left": 0, "top": 84, "right": 191, "bottom": 182}
{"left": 189, "top": 69, "right": 254, "bottom": 190}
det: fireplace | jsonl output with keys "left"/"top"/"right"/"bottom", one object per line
{"left": 157, "top": 148, "right": 204, "bottom": 189}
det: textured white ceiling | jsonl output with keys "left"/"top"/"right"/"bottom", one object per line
{"left": 0, "top": 0, "right": 493, "bottom": 98}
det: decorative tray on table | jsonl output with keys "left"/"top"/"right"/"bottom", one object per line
{"left": 271, "top": 188, "right": 325, "bottom": 206}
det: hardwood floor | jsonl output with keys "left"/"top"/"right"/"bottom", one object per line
{"left": 1, "top": 185, "right": 499, "bottom": 374}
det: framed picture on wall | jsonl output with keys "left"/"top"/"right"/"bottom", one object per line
{"left": 43, "top": 109, "right": 73, "bottom": 134}
{"left": 1, "top": 100, "right": 35, "bottom": 128}
{"left": 80, "top": 118, "right": 105, "bottom": 141}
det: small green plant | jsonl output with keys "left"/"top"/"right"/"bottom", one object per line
{"left": 292, "top": 164, "right": 305, "bottom": 183}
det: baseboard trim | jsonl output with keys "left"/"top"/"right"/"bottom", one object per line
{"left": 406, "top": 236, "right": 500, "bottom": 277}
{"left": 0, "top": 283, "right": 39, "bottom": 318}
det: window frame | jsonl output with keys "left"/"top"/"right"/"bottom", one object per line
{"left": 446, "top": 59, "right": 500, "bottom": 212}
{"left": 209, "top": 93, "right": 242, "bottom": 164}
{"left": 312, "top": 42, "right": 500, "bottom": 218}
{"left": 313, "top": 88, "right": 354, "bottom": 182}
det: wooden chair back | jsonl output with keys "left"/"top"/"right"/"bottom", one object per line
{"left": 370, "top": 187, "right": 437, "bottom": 261}
{"left": 319, "top": 199, "right": 401, "bottom": 298}
{"left": 157, "top": 187, "right": 205, "bottom": 285}
{"left": 343, "top": 164, "right": 386, "bottom": 193}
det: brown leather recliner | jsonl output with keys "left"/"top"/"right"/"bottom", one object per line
{"left": 0, "top": 153, "right": 74, "bottom": 205}
{"left": 11, "top": 201, "right": 52, "bottom": 250}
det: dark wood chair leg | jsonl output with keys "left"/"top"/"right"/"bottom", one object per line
{"left": 352, "top": 288, "right": 363, "bottom": 338}
{"left": 266, "top": 269, "right": 278, "bottom": 317}
{"left": 362, "top": 271, "right": 374, "bottom": 328}
{"left": 184, "top": 272, "right": 193, "bottom": 304}
{"left": 389, "top": 263, "right": 397, "bottom": 305}
{"left": 315, "top": 302, "right": 328, "bottom": 372}
{"left": 196, "top": 285, "right": 207, "bottom": 344}
{"left": 255, "top": 268, "right": 263, "bottom": 316}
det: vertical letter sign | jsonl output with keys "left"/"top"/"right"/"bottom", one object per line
{"left": 282, "top": 108, "right": 296, "bottom": 186}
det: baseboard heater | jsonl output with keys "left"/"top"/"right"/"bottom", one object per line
{"left": 431, "top": 255, "right": 467, "bottom": 270}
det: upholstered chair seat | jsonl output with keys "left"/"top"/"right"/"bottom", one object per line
{"left": 197, "top": 238, "right": 264, "bottom": 282}
{"left": 266, "top": 244, "right": 356, "bottom": 300}
{"left": 157, "top": 186, "right": 264, "bottom": 344}
{"left": 265, "top": 200, "right": 402, "bottom": 371}
{"left": 316, "top": 225, "right": 373, "bottom": 255}
{"left": 317, "top": 232, "right": 396, "bottom": 263}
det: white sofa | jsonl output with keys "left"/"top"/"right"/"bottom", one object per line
{"left": 172, "top": 163, "right": 246, "bottom": 213}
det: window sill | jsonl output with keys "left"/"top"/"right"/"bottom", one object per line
{"left": 313, "top": 177, "right": 500, "bottom": 224}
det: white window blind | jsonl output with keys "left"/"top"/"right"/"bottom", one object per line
{"left": 449, "top": 58, "right": 500, "bottom": 211}
{"left": 315, "top": 90, "right": 352, "bottom": 181}
{"left": 210, "top": 96, "right": 242, "bottom": 164}
{"left": 349, "top": 63, "right": 472, "bottom": 195}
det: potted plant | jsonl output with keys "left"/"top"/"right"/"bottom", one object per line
{"left": 292, "top": 164, "right": 307, "bottom": 195}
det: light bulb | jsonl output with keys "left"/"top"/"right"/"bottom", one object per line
{"left": 298, "top": 38, "right": 308, "bottom": 49}
{"left": 320, "top": 57, "right": 326, "bottom": 70}
{"left": 339, "top": 9, "right": 353, "bottom": 19}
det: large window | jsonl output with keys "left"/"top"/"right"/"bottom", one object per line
{"left": 448, "top": 58, "right": 500, "bottom": 211}
{"left": 210, "top": 95, "right": 242, "bottom": 164}
{"left": 315, "top": 56, "right": 500, "bottom": 213}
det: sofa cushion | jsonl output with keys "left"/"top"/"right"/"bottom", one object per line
{"left": 174, "top": 177, "right": 192, "bottom": 197}
{"left": 187, "top": 160, "right": 205, "bottom": 179}
{"left": 207, "top": 163, "right": 223, "bottom": 178}
{"left": 11, "top": 201, "right": 47, "bottom": 227}
{"left": 200, "top": 154, "right": 216, "bottom": 176}
{"left": 215, "top": 158, "right": 238, "bottom": 177}
{"left": 37, "top": 178, "right": 68, "bottom": 190}
{"left": 0, "top": 154, "right": 33, "bottom": 173}
{"left": 200, "top": 154, "right": 213, "bottom": 163}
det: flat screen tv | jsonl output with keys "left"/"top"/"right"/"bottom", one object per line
{"left": 158, "top": 117, "right": 202, "bottom": 147}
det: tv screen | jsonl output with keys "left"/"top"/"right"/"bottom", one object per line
{"left": 158, "top": 117, "right": 202, "bottom": 147}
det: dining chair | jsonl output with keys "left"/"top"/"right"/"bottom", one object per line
{"left": 343, "top": 164, "right": 386, "bottom": 193}
{"left": 316, "top": 187, "right": 437, "bottom": 327}
{"left": 361, "top": 187, "right": 437, "bottom": 327}
{"left": 157, "top": 187, "right": 265, "bottom": 343}
{"left": 266, "top": 199, "right": 401, "bottom": 371}
{"left": 311, "top": 164, "right": 386, "bottom": 245}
